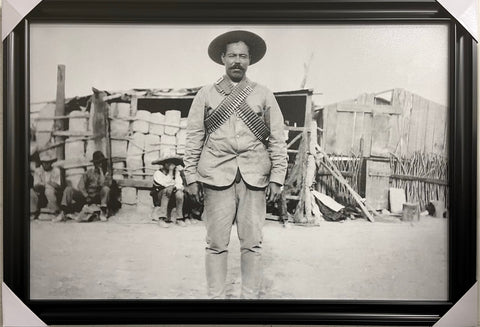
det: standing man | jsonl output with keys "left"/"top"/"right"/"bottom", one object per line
{"left": 184, "top": 30, "right": 287, "bottom": 299}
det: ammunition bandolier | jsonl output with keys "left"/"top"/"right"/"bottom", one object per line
{"left": 204, "top": 77, "right": 270, "bottom": 144}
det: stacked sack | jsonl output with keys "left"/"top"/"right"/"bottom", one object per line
{"left": 149, "top": 112, "right": 165, "bottom": 136}
{"left": 122, "top": 108, "right": 187, "bottom": 181}
{"left": 176, "top": 118, "right": 188, "bottom": 155}
{"left": 144, "top": 134, "right": 161, "bottom": 173}
{"left": 109, "top": 102, "right": 131, "bottom": 133}
{"left": 64, "top": 110, "right": 89, "bottom": 188}
{"left": 65, "top": 110, "right": 88, "bottom": 163}
{"left": 109, "top": 103, "right": 131, "bottom": 179}
{"left": 127, "top": 132, "right": 145, "bottom": 180}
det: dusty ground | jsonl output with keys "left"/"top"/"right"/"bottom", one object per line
{"left": 30, "top": 206, "right": 448, "bottom": 300}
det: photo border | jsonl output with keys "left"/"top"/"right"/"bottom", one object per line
{"left": 3, "top": 0, "right": 477, "bottom": 325}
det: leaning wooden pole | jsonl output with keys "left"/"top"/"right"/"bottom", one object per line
{"left": 91, "top": 88, "right": 112, "bottom": 176}
{"left": 54, "top": 65, "right": 66, "bottom": 160}
{"left": 308, "top": 121, "right": 323, "bottom": 222}
{"left": 315, "top": 144, "right": 375, "bottom": 222}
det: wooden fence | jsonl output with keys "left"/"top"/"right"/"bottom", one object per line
{"left": 314, "top": 152, "right": 448, "bottom": 211}
{"left": 389, "top": 153, "right": 448, "bottom": 210}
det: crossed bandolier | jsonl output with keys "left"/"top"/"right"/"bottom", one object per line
{"left": 204, "top": 77, "right": 270, "bottom": 144}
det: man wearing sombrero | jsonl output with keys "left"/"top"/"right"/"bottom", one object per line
{"left": 184, "top": 30, "right": 287, "bottom": 298}
{"left": 150, "top": 154, "right": 190, "bottom": 228}
{"left": 31, "top": 149, "right": 62, "bottom": 219}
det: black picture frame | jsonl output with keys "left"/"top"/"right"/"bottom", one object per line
{"left": 3, "top": 0, "right": 477, "bottom": 325}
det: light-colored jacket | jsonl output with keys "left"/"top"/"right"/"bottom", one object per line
{"left": 184, "top": 77, "right": 287, "bottom": 188}
{"left": 33, "top": 166, "right": 61, "bottom": 190}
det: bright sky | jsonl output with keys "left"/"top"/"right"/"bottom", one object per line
{"left": 30, "top": 23, "right": 449, "bottom": 106}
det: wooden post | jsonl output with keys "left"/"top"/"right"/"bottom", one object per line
{"left": 304, "top": 121, "right": 319, "bottom": 223}
{"left": 54, "top": 65, "right": 66, "bottom": 160}
{"left": 91, "top": 88, "right": 112, "bottom": 175}
{"left": 104, "top": 103, "right": 113, "bottom": 176}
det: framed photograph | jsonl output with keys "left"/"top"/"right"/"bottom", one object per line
{"left": 3, "top": 0, "right": 476, "bottom": 325}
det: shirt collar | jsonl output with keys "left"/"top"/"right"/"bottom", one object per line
{"left": 215, "top": 75, "right": 250, "bottom": 95}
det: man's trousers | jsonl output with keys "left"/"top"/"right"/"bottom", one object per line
{"left": 30, "top": 185, "right": 60, "bottom": 214}
{"left": 203, "top": 178, "right": 266, "bottom": 299}
{"left": 61, "top": 185, "right": 110, "bottom": 213}
{"left": 150, "top": 187, "right": 184, "bottom": 221}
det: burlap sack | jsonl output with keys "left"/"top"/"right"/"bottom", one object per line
{"left": 160, "top": 134, "right": 177, "bottom": 158}
{"left": 68, "top": 110, "right": 88, "bottom": 132}
{"left": 127, "top": 132, "right": 145, "bottom": 156}
{"left": 110, "top": 119, "right": 130, "bottom": 138}
{"left": 132, "top": 110, "right": 151, "bottom": 133}
{"left": 111, "top": 140, "right": 128, "bottom": 158}
{"left": 112, "top": 161, "right": 126, "bottom": 180}
{"left": 126, "top": 156, "right": 144, "bottom": 180}
{"left": 149, "top": 112, "right": 165, "bottom": 136}
{"left": 122, "top": 187, "right": 137, "bottom": 205}
{"left": 65, "top": 137, "right": 85, "bottom": 161}
{"left": 144, "top": 134, "right": 161, "bottom": 172}
{"left": 164, "top": 110, "right": 181, "bottom": 135}
{"left": 176, "top": 129, "right": 187, "bottom": 155}
{"left": 109, "top": 102, "right": 131, "bottom": 118}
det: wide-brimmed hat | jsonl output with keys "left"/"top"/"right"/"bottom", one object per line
{"left": 208, "top": 30, "right": 267, "bottom": 65}
{"left": 152, "top": 154, "right": 184, "bottom": 167}
{"left": 91, "top": 150, "right": 107, "bottom": 163}
{"left": 39, "top": 150, "right": 57, "bottom": 162}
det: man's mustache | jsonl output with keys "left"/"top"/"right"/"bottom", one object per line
{"left": 229, "top": 65, "right": 245, "bottom": 71}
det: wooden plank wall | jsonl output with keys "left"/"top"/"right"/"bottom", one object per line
{"left": 323, "top": 88, "right": 448, "bottom": 157}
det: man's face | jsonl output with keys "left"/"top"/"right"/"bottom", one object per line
{"left": 222, "top": 41, "right": 250, "bottom": 82}
{"left": 167, "top": 163, "right": 176, "bottom": 171}
{"left": 41, "top": 161, "right": 53, "bottom": 171}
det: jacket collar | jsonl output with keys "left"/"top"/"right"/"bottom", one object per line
{"left": 215, "top": 75, "right": 251, "bottom": 95}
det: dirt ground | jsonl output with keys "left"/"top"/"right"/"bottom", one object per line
{"left": 30, "top": 205, "right": 448, "bottom": 300}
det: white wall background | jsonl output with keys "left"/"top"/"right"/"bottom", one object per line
{"left": 30, "top": 23, "right": 449, "bottom": 107}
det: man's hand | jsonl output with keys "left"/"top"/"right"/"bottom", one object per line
{"left": 48, "top": 181, "right": 60, "bottom": 189}
{"left": 164, "top": 185, "right": 175, "bottom": 198}
{"left": 266, "top": 182, "right": 282, "bottom": 203}
{"left": 185, "top": 182, "right": 204, "bottom": 204}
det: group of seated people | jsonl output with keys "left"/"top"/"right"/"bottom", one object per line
{"left": 30, "top": 149, "right": 202, "bottom": 224}
{"left": 30, "top": 150, "right": 120, "bottom": 222}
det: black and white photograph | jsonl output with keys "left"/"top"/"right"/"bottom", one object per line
{"left": 29, "top": 23, "right": 450, "bottom": 301}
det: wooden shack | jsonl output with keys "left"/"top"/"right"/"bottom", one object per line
{"left": 316, "top": 88, "right": 448, "bottom": 211}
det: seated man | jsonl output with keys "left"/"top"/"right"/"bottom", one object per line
{"left": 31, "top": 150, "right": 62, "bottom": 219}
{"left": 55, "top": 151, "right": 115, "bottom": 222}
{"left": 150, "top": 155, "right": 189, "bottom": 228}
